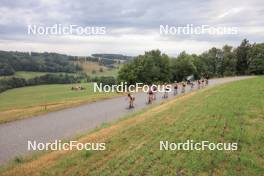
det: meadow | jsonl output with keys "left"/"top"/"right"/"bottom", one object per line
{"left": 90, "top": 68, "right": 119, "bottom": 77}
{"left": 0, "top": 83, "right": 118, "bottom": 124}
{"left": 0, "top": 60, "right": 119, "bottom": 81}
{"left": 0, "top": 71, "right": 77, "bottom": 80}
{"left": 75, "top": 61, "right": 119, "bottom": 78}
{"left": 0, "top": 62, "right": 120, "bottom": 124}
{"left": 1, "top": 77, "right": 263, "bottom": 176}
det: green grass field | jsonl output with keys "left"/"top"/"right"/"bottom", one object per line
{"left": 14, "top": 71, "right": 77, "bottom": 79}
{"left": 2, "top": 77, "right": 263, "bottom": 176}
{"left": 14, "top": 71, "right": 49, "bottom": 79}
{"left": 0, "top": 69, "right": 119, "bottom": 80}
{"left": 76, "top": 60, "right": 120, "bottom": 78}
{"left": 0, "top": 71, "right": 78, "bottom": 80}
{"left": 90, "top": 68, "right": 119, "bottom": 78}
{"left": 0, "top": 68, "right": 120, "bottom": 123}
{"left": 0, "top": 83, "right": 118, "bottom": 123}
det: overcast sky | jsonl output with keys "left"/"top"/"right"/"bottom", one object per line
{"left": 0, "top": 0, "right": 263, "bottom": 56}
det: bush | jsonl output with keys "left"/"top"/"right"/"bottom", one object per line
{"left": 0, "top": 74, "right": 89, "bottom": 93}
{"left": 0, "top": 64, "right": 15, "bottom": 76}
{"left": 0, "top": 77, "right": 27, "bottom": 92}
{"left": 93, "top": 76, "right": 116, "bottom": 86}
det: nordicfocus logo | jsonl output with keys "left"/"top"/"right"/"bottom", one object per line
{"left": 28, "top": 140, "right": 106, "bottom": 151}
{"left": 93, "top": 82, "right": 171, "bottom": 93}
{"left": 27, "top": 24, "right": 106, "bottom": 35}
{"left": 160, "top": 24, "right": 238, "bottom": 35}
{"left": 160, "top": 140, "right": 238, "bottom": 151}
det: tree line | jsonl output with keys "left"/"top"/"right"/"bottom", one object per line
{"left": 91, "top": 54, "right": 132, "bottom": 60}
{"left": 0, "top": 74, "right": 83, "bottom": 93}
{"left": 0, "top": 73, "right": 116, "bottom": 93}
{"left": 118, "top": 39, "right": 264, "bottom": 84}
{"left": 0, "top": 51, "right": 82, "bottom": 76}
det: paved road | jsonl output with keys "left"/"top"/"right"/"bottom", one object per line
{"left": 0, "top": 76, "right": 252, "bottom": 164}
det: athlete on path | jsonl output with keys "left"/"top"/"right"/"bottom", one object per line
{"left": 127, "top": 93, "right": 135, "bottom": 109}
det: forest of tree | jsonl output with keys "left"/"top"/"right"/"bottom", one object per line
{"left": 69, "top": 54, "right": 132, "bottom": 68}
{"left": 0, "top": 51, "right": 82, "bottom": 76}
{"left": 91, "top": 54, "right": 132, "bottom": 60}
{"left": 69, "top": 56, "right": 118, "bottom": 68}
{"left": 118, "top": 39, "right": 264, "bottom": 84}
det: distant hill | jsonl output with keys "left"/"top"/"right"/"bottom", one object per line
{"left": 0, "top": 51, "right": 82, "bottom": 76}
{"left": 91, "top": 54, "right": 133, "bottom": 60}
{"left": 70, "top": 54, "right": 133, "bottom": 69}
{"left": 0, "top": 51, "right": 132, "bottom": 76}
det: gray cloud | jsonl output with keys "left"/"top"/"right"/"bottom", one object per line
{"left": 0, "top": 0, "right": 263, "bottom": 55}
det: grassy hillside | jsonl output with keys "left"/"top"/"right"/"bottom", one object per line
{"left": 77, "top": 61, "right": 119, "bottom": 77}
{"left": 0, "top": 63, "right": 119, "bottom": 81}
{"left": 78, "top": 61, "right": 106, "bottom": 73}
{"left": 90, "top": 68, "right": 119, "bottom": 77}
{"left": 0, "top": 83, "right": 118, "bottom": 123}
{"left": 14, "top": 71, "right": 48, "bottom": 79}
{"left": 1, "top": 77, "right": 264, "bottom": 176}
{"left": 14, "top": 71, "right": 77, "bottom": 79}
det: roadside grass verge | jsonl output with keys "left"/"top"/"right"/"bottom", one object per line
{"left": 0, "top": 102, "right": 159, "bottom": 173}
{"left": 1, "top": 77, "right": 264, "bottom": 176}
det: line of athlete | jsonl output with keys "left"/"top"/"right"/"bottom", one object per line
{"left": 127, "top": 78, "right": 209, "bottom": 109}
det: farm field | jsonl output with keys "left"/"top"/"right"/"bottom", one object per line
{"left": 78, "top": 61, "right": 106, "bottom": 73}
{"left": 0, "top": 83, "right": 118, "bottom": 124}
{"left": 78, "top": 61, "right": 120, "bottom": 78}
{"left": 2, "top": 76, "right": 263, "bottom": 176}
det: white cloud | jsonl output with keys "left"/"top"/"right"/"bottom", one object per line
{"left": 217, "top": 7, "right": 244, "bottom": 19}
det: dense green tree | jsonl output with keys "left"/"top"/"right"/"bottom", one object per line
{"left": 118, "top": 39, "right": 264, "bottom": 84}
{"left": 171, "top": 52, "right": 197, "bottom": 81}
{"left": 249, "top": 43, "right": 264, "bottom": 74}
{"left": 221, "top": 45, "right": 237, "bottom": 76}
{"left": 236, "top": 39, "right": 251, "bottom": 75}
{"left": 0, "top": 63, "right": 15, "bottom": 76}
{"left": 118, "top": 50, "right": 171, "bottom": 84}
{"left": 0, "top": 51, "right": 82, "bottom": 73}
{"left": 199, "top": 48, "right": 219, "bottom": 77}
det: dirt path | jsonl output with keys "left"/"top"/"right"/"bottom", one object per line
{"left": 0, "top": 76, "right": 252, "bottom": 165}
